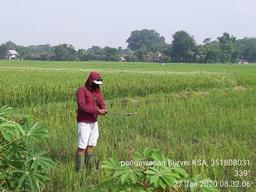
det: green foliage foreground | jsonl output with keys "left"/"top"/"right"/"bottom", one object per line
{"left": 0, "top": 106, "right": 54, "bottom": 191}
{"left": 101, "top": 148, "right": 219, "bottom": 192}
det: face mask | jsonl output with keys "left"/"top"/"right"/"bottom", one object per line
{"left": 91, "top": 83, "right": 99, "bottom": 90}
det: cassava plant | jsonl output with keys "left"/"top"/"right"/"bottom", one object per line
{"left": 101, "top": 148, "right": 220, "bottom": 192}
{"left": 0, "top": 106, "right": 54, "bottom": 192}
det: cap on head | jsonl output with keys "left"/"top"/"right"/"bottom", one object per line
{"left": 93, "top": 78, "right": 103, "bottom": 85}
{"left": 85, "top": 71, "right": 103, "bottom": 89}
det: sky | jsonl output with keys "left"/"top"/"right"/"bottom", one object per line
{"left": 0, "top": 0, "right": 255, "bottom": 49}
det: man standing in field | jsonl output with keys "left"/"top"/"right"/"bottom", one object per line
{"left": 75, "top": 71, "right": 106, "bottom": 172}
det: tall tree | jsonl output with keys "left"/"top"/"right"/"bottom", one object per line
{"left": 22, "top": 44, "right": 55, "bottom": 60}
{"left": 170, "top": 30, "right": 196, "bottom": 62}
{"left": 203, "top": 38, "right": 211, "bottom": 44}
{"left": 54, "top": 44, "right": 77, "bottom": 61}
{"left": 217, "top": 33, "right": 238, "bottom": 63}
{"left": 236, "top": 38, "right": 256, "bottom": 62}
{"left": 126, "top": 29, "right": 167, "bottom": 52}
{"left": 87, "top": 46, "right": 104, "bottom": 60}
{"left": 102, "top": 47, "right": 119, "bottom": 61}
{"left": 203, "top": 41, "right": 221, "bottom": 63}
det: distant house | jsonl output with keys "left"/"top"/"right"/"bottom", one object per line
{"left": 146, "top": 51, "right": 162, "bottom": 61}
{"left": 119, "top": 56, "right": 126, "bottom": 61}
{"left": 238, "top": 59, "right": 249, "bottom": 64}
{"left": 6, "top": 50, "right": 19, "bottom": 60}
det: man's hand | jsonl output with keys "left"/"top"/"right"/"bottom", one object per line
{"left": 98, "top": 109, "right": 107, "bottom": 115}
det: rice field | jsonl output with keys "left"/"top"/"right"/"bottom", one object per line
{"left": 0, "top": 60, "right": 255, "bottom": 191}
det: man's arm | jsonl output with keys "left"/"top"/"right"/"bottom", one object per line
{"left": 97, "top": 93, "right": 106, "bottom": 110}
{"left": 76, "top": 88, "right": 98, "bottom": 114}
{"left": 97, "top": 93, "right": 107, "bottom": 115}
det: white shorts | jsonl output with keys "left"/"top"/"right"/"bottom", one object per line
{"left": 77, "top": 122, "right": 99, "bottom": 149}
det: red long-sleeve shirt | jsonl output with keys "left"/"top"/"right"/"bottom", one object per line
{"left": 76, "top": 72, "right": 105, "bottom": 123}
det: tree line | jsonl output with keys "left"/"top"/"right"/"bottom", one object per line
{"left": 0, "top": 29, "right": 256, "bottom": 63}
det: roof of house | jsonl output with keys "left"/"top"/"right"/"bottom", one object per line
{"left": 7, "top": 50, "right": 18, "bottom": 55}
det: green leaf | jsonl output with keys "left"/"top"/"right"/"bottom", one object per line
{"left": 145, "top": 170, "right": 157, "bottom": 175}
{"left": 15, "top": 173, "right": 27, "bottom": 191}
{"left": 120, "top": 172, "right": 129, "bottom": 184}
{"left": 150, "top": 150, "right": 164, "bottom": 161}
{"left": 171, "top": 167, "right": 189, "bottom": 178}
{"left": 149, "top": 175, "right": 159, "bottom": 187}
{"left": 26, "top": 123, "right": 49, "bottom": 143}
{"left": 31, "top": 172, "right": 50, "bottom": 185}
{"left": 133, "top": 151, "right": 144, "bottom": 160}
{"left": 102, "top": 158, "right": 120, "bottom": 171}
{"left": 161, "top": 175, "right": 177, "bottom": 187}
{"left": 135, "top": 169, "right": 144, "bottom": 177}
{"left": 143, "top": 148, "right": 153, "bottom": 158}
{"left": 27, "top": 174, "right": 37, "bottom": 192}
{"left": 25, "top": 150, "right": 54, "bottom": 170}
{"left": 130, "top": 172, "right": 138, "bottom": 184}
{"left": 159, "top": 178, "right": 167, "bottom": 189}
{"left": 113, "top": 170, "right": 125, "bottom": 178}
{"left": 0, "top": 122, "right": 20, "bottom": 141}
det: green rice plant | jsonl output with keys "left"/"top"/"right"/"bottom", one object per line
{"left": 0, "top": 70, "right": 236, "bottom": 107}
{"left": 0, "top": 61, "right": 256, "bottom": 191}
